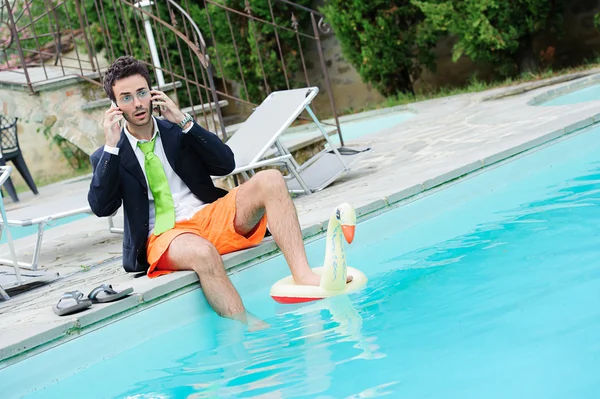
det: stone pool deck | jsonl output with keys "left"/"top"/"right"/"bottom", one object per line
{"left": 2, "top": 70, "right": 600, "bottom": 368}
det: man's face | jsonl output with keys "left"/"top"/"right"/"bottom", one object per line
{"left": 112, "top": 74, "right": 152, "bottom": 127}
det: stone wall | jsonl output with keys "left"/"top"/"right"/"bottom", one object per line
{"left": 0, "top": 48, "right": 113, "bottom": 189}
{"left": 301, "top": 29, "right": 386, "bottom": 117}
{"left": 0, "top": 79, "right": 106, "bottom": 189}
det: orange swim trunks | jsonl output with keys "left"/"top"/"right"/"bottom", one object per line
{"left": 146, "top": 186, "right": 267, "bottom": 278}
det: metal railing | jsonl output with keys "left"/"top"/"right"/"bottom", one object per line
{"left": 0, "top": 0, "right": 344, "bottom": 144}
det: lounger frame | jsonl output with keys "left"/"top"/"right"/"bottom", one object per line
{"left": 0, "top": 166, "right": 59, "bottom": 299}
{"left": 221, "top": 87, "right": 361, "bottom": 195}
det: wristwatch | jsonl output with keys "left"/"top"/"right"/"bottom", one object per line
{"left": 178, "top": 113, "right": 194, "bottom": 129}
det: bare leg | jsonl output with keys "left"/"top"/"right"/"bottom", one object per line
{"left": 156, "top": 233, "right": 248, "bottom": 322}
{"left": 234, "top": 169, "right": 352, "bottom": 285}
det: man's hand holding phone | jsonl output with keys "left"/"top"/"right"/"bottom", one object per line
{"left": 150, "top": 90, "right": 188, "bottom": 128}
{"left": 104, "top": 102, "right": 123, "bottom": 147}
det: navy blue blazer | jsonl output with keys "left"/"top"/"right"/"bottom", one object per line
{"left": 88, "top": 118, "right": 235, "bottom": 273}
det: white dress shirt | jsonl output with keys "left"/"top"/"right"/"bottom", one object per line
{"left": 103, "top": 117, "right": 206, "bottom": 236}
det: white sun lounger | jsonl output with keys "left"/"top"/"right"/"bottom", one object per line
{"left": 0, "top": 195, "right": 93, "bottom": 271}
{"left": 0, "top": 176, "right": 123, "bottom": 272}
{"left": 220, "top": 87, "right": 369, "bottom": 195}
{"left": 0, "top": 166, "right": 59, "bottom": 300}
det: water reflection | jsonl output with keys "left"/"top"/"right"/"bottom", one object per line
{"left": 117, "top": 294, "right": 385, "bottom": 398}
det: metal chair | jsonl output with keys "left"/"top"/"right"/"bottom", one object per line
{"left": 0, "top": 156, "right": 19, "bottom": 202}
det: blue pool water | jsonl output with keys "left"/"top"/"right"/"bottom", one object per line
{"left": 284, "top": 111, "right": 413, "bottom": 145}
{"left": 4, "top": 123, "right": 600, "bottom": 398}
{"left": 540, "top": 83, "right": 600, "bottom": 106}
{"left": 330, "top": 111, "right": 413, "bottom": 144}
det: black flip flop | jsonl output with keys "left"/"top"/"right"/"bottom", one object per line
{"left": 88, "top": 284, "right": 133, "bottom": 303}
{"left": 53, "top": 291, "right": 92, "bottom": 316}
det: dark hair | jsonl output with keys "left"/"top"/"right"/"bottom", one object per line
{"left": 103, "top": 56, "right": 152, "bottom": 102}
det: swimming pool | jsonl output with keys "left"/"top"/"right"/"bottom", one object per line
{"left": 3, "top": 122, "right": 600, "bottom": 398}
{"left": 539, "top": 83, "right": 600, "bottom": 106}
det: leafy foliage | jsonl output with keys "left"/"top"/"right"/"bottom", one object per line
{"left": 413, "top": 0, "right": 565, "bottom": 75}
{"left": 320, "top": 0, "right": 439, "bottom": 96}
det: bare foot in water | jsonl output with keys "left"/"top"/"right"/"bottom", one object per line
{"left": 246, "top": 313, "right": 270, "bottom": 332}
{"left": 295, "top": 270, "right": 353, "bottom": 286}
{"left": 231, "top": 311, "right": 270, "bottom": 331}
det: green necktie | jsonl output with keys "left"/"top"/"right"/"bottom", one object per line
{"left": 138, "top": 137, "right": 175, "bottom": 235}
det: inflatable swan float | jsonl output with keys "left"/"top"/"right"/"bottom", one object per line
{"left": 270, "top": 203, "right": 368, "bottom": 303}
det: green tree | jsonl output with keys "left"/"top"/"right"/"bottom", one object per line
{"left": 320, "top": 0, "right": 439, "bottom": 97}
{"left": 413, "top": 0, "right": 565, "bottom": 75}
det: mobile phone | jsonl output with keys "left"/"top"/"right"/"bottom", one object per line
{"left": 151, "top": 100, "right": 162, "bottom": 118}
{"left": 111, "top": 101, "right": 123, "bottom": 127}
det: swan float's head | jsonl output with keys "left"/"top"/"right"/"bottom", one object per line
{"left": 335, "top": 202, "right": 356, "bottom": 244}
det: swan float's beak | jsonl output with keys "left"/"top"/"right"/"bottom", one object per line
{"left": 342, "top": 224, "right": 355, "bottom": 244}
{"left": 336, "top": 202, "right": 356, "bottom": 244}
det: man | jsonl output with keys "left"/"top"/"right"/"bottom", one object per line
{"left": 88, "top": 56, "right": 351, "bottom": 323}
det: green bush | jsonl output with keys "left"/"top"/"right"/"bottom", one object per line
{"left": 320, "top": 0, "right": 439, "bottom": 97}
{"left": 413, "top": 0, "right": 565, "bottom": 75}
{"left": 594, "top": 13, "right": 600, "bottom": 32}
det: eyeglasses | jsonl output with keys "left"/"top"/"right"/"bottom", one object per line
{"left": 118, "top": 90, "right": 150, "bottom": 105}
